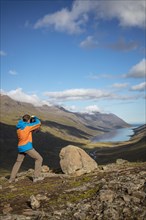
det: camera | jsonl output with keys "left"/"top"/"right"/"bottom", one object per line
{"left": 30, "top": 116, "right": 40, "bottom": 133}
{"left": 30, "top": 116, "right": 35, "bottom": 123}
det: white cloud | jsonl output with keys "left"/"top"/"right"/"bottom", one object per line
{"left": 63, "top": 105, "right": 77, "bottom": 112}
{"left": 1, "top": 88, "right": 51, "bottom": 107}
{"left": 1, "top": 87, "right": 144, "bottom": 114}
{"left": 111, "top": 83, "right": 129, "bottom": 89}
{"left": 34, "top": 0, "right": 145, "bottom": 34}
{"left": 80, "top": 36, "right": 98, "bottom": 49}
{"left": 9, "top": 70, "right": 18, "bottom": 75}
{"left": 107, "top": 38, "right": 139, "bottom": 52}
{"left": 96, "top": 0, "right": 145, "bottom": 28}
{"left": 125, "top": 59, "right": 146, "bottom": 78}
{"left": 84, "top": 105, "right": 102, "bottom": 114}
{"left": 61, "top": 104, "right": 103, "bottom": 114}
{"left": 130, "top": 82, "right": 146, "bottom": 91}
{"left": 44, "top": 88, "right": 112, "bottom": 101}
{"left": 34, "top": 4, "right": 89, "bottom": 34}
{"left": 110, "top": 93, "right": 143, "bottom": 100}
{"left": 44, "top": 88, "right": 144, "bottom": 102}
{"left": 88, "top": 73, "right": 115, "bottom": 80}
{"left": 0, "top": 50, "right": 7, "bottom": 56}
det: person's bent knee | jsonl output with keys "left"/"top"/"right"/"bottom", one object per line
{"left": 36, "top": 155, "right": 43, "bottom": 163}
{"left": 39, "top": 156, "right": 43, "bottom": 163}
{"left": 16, "top": 156, "right": 24, "bottom": 163}
{"left": 16, "top": 159, "right": 24, "bottom": 163}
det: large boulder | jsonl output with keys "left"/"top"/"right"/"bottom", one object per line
{"left": 59, "top": 145, "right": 98, "bottom": 175}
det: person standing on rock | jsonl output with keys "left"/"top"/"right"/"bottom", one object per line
{"left": 9, "top": 114, "right": 44, "bottom": 183}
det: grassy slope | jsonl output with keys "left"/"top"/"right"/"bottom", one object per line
{"left": 0, "top": 121, "right": 145, "bottom": 175}
{"left": 0, "top": 95, "right": 145, "bottom": 174}
{"left": 0, "top": 95, "right": 103, "bottom": 139}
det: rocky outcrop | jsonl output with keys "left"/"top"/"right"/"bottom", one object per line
{"left": 59, "top": 145, "right": 98, "bottom": 175}
{"left": 0, "top": 162, "right": 146, "bottom": 220}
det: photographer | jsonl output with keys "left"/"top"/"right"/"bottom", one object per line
{"left": 9, "top": 114, "right": 44, "bottom": 183}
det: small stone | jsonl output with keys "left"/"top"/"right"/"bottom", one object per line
{"left": 36, "top": 193, "right": 48, "bottom": 201}
{"left": 30, "top": 195, "right": 40, "bottom": 210}
{"left": 132, "top": 191, "right": 146, "bottom": 201}
{"left": 123, "top": 195, "right": 131, "bottom": 202}
{"left": 2, "top": 204, "right": 13, "bottom": 214}
{"left": 74, "top": 211, "right": 86, "bottom": 220}
{"left": 41, "top": 165, "right": 50, "bottom": 173}
{"left": 131, "top": 196, "right": 141, "bottom": 204}
{"left": 100, "top": 190, "right": 115, "bottom": 203}
{"left": 116, "top": 159, "right": 128, "bottom": 165}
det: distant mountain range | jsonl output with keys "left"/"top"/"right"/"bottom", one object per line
{"left": 0, "top": 94, "right": 131, "bottom": 147}
{"left": 0, "top": 94, "right": 129, "bottom": 132}
{"left": 2, "top": 94, "right": 145, "bottom": 172}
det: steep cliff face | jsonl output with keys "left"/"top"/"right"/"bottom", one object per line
{"left": 75, "top": 112, "right": 130, "bottom": 131}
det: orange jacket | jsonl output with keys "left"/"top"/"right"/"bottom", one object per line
{"left": 16, "top": 116, "right": 41, "bottom": 152}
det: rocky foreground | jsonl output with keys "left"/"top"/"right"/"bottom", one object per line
{"left": 0, "top": 160, "right": 146, "bottom": 220}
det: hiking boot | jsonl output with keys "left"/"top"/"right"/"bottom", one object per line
{"left": 8, "top": 178, "right": 18, "bottom": 183}
{"left": 33, "top": 176, "right": 44, "bottom": 183}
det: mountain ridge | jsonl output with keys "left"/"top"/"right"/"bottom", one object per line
{"left": 0, "top": 94, "right": 131, "bottom": 149}
{"left": 0, "top": 94, "right": 145, "bottom": 172}
{"left": 0, "top": 94, "right": 129, "bottom": 130}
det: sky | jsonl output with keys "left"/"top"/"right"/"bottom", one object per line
{"left": 0, "top": 0, "right": 146, "bottom": 124}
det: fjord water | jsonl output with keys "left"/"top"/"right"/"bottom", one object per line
{"left": 92, "top": 124, "right": 142, "bottom": 142}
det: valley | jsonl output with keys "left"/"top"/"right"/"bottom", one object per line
{"left": 0, "top": 95, "right": 145, "bottom": 174}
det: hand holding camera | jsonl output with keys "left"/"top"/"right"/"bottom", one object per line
{"left": 30, "top": 116, "right": 36, "bottom": 123}
{"left": 30, "top": 116, "right": 40, "bottom": 133}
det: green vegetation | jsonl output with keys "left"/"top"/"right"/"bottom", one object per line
{"left": 0, "top": 162, "right": 146, "bottom": 218}
{"left": 58, "top": 186, "right": 99, "bottom": 203}
{"left": 0, "top": 95, "right": 145, "bottom": 174}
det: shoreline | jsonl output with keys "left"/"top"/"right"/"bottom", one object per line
{"left": 90, "top": 123, "right": 144, "bottom": 144}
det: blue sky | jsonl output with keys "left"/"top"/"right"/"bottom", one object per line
{"left": 0, "top": 0, "right": 146, "bottom": 124}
